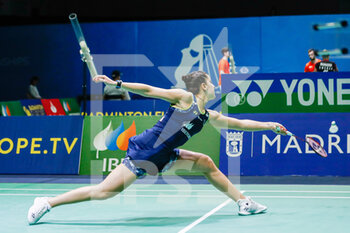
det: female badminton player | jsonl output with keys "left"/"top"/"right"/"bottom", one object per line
{"left": 28, "top": 71, "right": 287, "bottom": 224}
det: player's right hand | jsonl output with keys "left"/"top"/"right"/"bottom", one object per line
{"left": 270, "top": 122, "right": 287, "bottom": 135}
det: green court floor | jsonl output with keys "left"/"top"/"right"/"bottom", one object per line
{"left": 1, "top": 183, "right": 350, "bottom": 233}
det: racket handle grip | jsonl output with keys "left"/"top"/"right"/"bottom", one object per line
{"left": 276, "top": 126, "right": 294, "bottom": 136}
{"left": 286, "top": 131, "right": 293, "bottom": 136}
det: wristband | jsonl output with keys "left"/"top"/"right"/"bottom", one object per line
{"left": 115, "top": 80, "right": 123, "bottom": 89}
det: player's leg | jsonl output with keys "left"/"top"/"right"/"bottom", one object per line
{"left": 176, "top": 149, "right": 244, "bottom": 201}
{"left": 28, "top": 163, "right": 137, "bottom": 224}
{"left": 49, "top": 163, "right": 136, "bottom": 207}
{"left": 176, "top": 149, "right": 267, "bottom": 215}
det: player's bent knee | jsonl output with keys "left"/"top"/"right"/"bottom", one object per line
{"left": 205, "top": 156, "right": 217, "bottom": 170}
{"left": 198, "top": 154, "right": 217, "bottom": 173}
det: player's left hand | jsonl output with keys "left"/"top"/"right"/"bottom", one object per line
{"left": 92, "top": 75, "right": 115, "bottom": 85}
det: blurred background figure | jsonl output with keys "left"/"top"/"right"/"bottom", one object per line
{"left": 304, "top": 48, "right": 321, "bottom": 72}
{"left": 218, "top": 47, "right": 230, "bottom": 86}
{"left": 27, "top": 76, "right": 42, "bottom": 99}
{"left": 315, "top": 49, "right": 339, "bottom": 72}
{"left": 103, "top": 70, "right": 131, "bottom": 100}
{"left": 218, "top": 47, "right": 236, "bottom": 87}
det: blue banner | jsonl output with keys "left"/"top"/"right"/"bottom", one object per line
{"left": 221, "top": 72, "right": 350, "bottom": 113}
{"left": 20, "top": 99, "right": 45, "bottom": 116}
{"left": 0, "top": 116, "right": 83, "bottom": 174}
{"left": 219, "top": 113, "right": 350, "bottom": 176}
{"left": 222, "top": 72, "right": 350, "bottom": 94}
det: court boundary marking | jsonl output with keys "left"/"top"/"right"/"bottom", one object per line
{"left": 1, "top": 193, "right": 350, "bottom": 198}
{"left": 177, "top": 191, "right": 246, "bottom": 233}
{"left": 178, "top": 199, "right": 233, "bottom": 233}
{"left": 1, "top": 188, "right": 350, "bottom": 193}
{"left": 1, "top": 194, "right": 350, "bottom": 199}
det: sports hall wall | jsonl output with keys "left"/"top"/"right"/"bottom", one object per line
{"left": 0, "top": 14, "right": 349, "bottom": 101}
{"left": 1, "top": 71, "right": 350, "bottom": 176}
{"left": 1, "top": 14, "right": 350, "bottom": 177}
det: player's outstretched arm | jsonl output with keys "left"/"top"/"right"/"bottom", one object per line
{"left": 208, "top": 110, "right": 287, "bottom": 135}
{"left": 92, "top": 75, "right": 192, "bottom": 105}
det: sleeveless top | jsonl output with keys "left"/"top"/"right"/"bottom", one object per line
{"left": 127, "top": 96, "right": 210, "bottom": 158}
{"left": 152, "top": 97, "right": 210, "bottom": 149}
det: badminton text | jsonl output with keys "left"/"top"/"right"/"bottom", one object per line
{"left": 81, "top": 111, "right": 164, "bottom": 116}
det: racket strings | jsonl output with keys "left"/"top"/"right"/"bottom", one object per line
{"left": 306, "top": 137, "right": 327, "bottom": 157}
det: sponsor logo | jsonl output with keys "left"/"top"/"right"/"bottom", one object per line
{"left": 225, "top": 77, "right": 350, "bottom": 108}
{"left": 49, "top": 101, "right": 57, "bottom": 113}
{"left": 226, "top": 80, "right": 273, "bottom": 107}
{"left": 41, "top": 99, "right": 65, "bottom": 116}
{"left": 226, "top": 131, "right": 243, "bottom": 157}
{"left": 62, "top": 101, "right": 71, "bottom": 112}
{"left": 1, "top": 105, "right": 11, "bottom": 116}
{"left": 23, "top": 104, "right": 45, "bottom": 116}
{"left": 184, "top": 122, "right": 194, "bottom": 130}
{"left": 92, "top": 121, "right": 137, "bottom": 172}
{"left": 93, "top": 121, "right": 136, "bottom": 159}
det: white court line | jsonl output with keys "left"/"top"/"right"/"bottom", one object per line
{"left": 0, "top": 188, "right": 350, "bottom": 193}
{"left": 2, "top": 188, "right": 350, "bottom": 193}
{"left": 1, "top": 193, "right": 350, "bottom": 199}
{"left": 246, "top": 190, "right": 350, "bottom": 193}
{"left": 0, "top": 193, "right": 227, "bottom": 197}
{"left": 251, "top": 195, "right": 350, "bottom": 199}
{"left": 177, "top": 191, "right": 245, "bottom": 233}
{"left": 0, "top": 188, "right": 219, "bottom": 192}
{"left": 0, "top": 194, "right": 56, "bottom": 196}
{"left": 2, "top": 188, "right": 350, "bottom": 195}
{"left": 0, "top": 188, "right": 72, "bottom": 191}
{"left": 178, "top": 199, "right": 233, "bottom": 233}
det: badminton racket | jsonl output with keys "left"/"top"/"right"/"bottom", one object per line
{"left": 276, "top": 126, "right": 327, "bottom": 157}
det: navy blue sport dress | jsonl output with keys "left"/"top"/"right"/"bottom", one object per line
{"left": 122, "top": 96, "right": 209, "bottom": 178}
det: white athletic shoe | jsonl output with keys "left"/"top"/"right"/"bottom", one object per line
{"left": 237, "top": 196, "right": 267, "bottom": 216}
{"left": 27, "top": 197, "right": 51, "bottom": 225}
